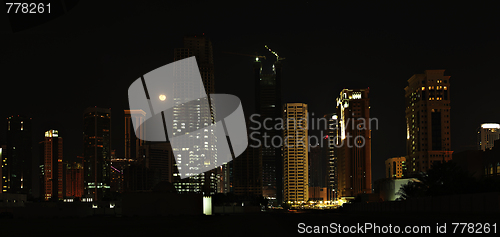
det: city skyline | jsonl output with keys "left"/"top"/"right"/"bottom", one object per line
{"left": 1, "top": 45, "right": 499, "bottom": 185}
{"left": 2, "top": 1, "right": 500, "bottom": 194}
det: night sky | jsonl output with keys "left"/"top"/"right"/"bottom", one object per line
{"left": 1, "top": 1, "right": 500, "bottom": 185}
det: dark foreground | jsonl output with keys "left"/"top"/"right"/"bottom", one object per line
{"left": 1, "top": 210, "right": 499, "bottom": 236}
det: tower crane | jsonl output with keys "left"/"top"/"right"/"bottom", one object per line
{"left": 264, "top": 45, "right": 285, "bottom": 61}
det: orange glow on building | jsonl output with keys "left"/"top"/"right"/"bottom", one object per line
{"left": 65, "top": 162, "right": 84, "bottom": 198}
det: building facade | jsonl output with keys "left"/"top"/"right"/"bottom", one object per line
{"left": 405, "top": 70, "right": 452, "bottom": 175}
{"left": 231, "top": 146, "right": 262, "bottom": 197}
{"left": 336, "top": 89, "right": 372, "bottom": 199}
{"left": 174, "top": 35, "right": 215, "bottom": 95}
{"left": 283, "top": 103, "right": 309, "bottom": 204}
{"left": 124, "top": 109, "right": 146, "bottom": 160}
{"left": 0, "top": 145, "right": 5, "bottom": 193}
{"left": 478, "top": 123, "right": 500, "bottom": 151}
{"left": 385, "top": 156, "right": 407, "bottom": 179}
{"left": 323, "top": 113, "right": 338, "bottom": 201}
{"left": 83, "top": 107, "right": 111, "bottom": 201}
{"left": 110, "top": 158, "right": 133, "bottom": 193}
{"left": 39, "top": 130, "right": 63, "bottom": 200}
{"left": 65, "top": 161, "right": 84, "bottom": 198}
{"left": 2, "top": 115, "right": 32, "bottom": 195}
{"left": 173, "top": 35, "right": 219, "bottom": 195}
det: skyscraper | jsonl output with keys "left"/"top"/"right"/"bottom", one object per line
{"left": 232, "top": 120, "right": 262, "bottom": 197}
{"left": 478, "top": 123, "right": 500, "bottom": 151}
{"left": 124, "top": 109, "right": 146, "bottom": 160}
{"left": 139, "top": 142, "right": 176, "bottom": 185}
{"left": 110, "top": 158, "right": 133, "bottom": 193}
{"left": 173, "top": 35, "right": 218, "bottom": 195}
{"left": 231, "top": 146, "right": 262, "bottom": 197}
{"left": 83, "top": 107, "right": 111, "bottom": 201}
{"left": 65, "top": 161, "right": 84, "bottom": 198}
{"left": 336, "top": 88, "right": 372, "bottom": 199}
{"left": 283, "top": 103, "right": 309, "bottom": 205}
{"left": 323, "top": 113, "right": 338, "bottom": 201}
{"left": 174, "top": 34, "right": 215, "bottom": 95}
{"left": 39, "top": 130, "right": 63, "bottom": 201}
{"left": 308, "top": 146, "right": 328, "bottom": 189}
{"left": 254, "top": 58, "right": 282, "bottom": 204}
{"left": 405, "top": 70, "right": 452, "bottom": 175}
{"left": 3, "top": 115, "right": 32, "bottom": 195}
{"left": 0, "top": 145, "right": 5, "bottom": 193}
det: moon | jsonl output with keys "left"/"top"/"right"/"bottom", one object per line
{"left": 159, "top": 94, "right": 166, "bottom": 101}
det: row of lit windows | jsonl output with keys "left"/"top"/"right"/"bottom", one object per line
{"left": 485, "top": 163, "right": 500, "bottom": 176}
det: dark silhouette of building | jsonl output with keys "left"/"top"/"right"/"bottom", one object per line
{"left": 124, "top": 109, "right": 146, "bottom": 160}
{"left": 124, "top": 160, "right": 157, "bottom": 192}
{"left": 110, "top": 158, "right": 132, "bottom": 193}
{"left": 2, "top": 115, "right": 33, "bottom": 195}
{"left": 308, "top": 146, "right": 328, "bottom": 188}
{"left": 454, "top": 140, "right": 500, "bottom": 181}
{"left": 254, "top": 57, "right": 282, "bottom": 204}
{"left": 124, "top": 142, "right": 177, "bottom": 193}
{"left": 83, "top": 107, "right": 111, "bottom": 201}
{"left": 232, "top": 145, "right": 262, "bottom": 197}
{"left": 140, "top": 142, "right": 176, "bottom": 184}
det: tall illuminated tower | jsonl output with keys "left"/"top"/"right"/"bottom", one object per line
{"left": 336, "top": 89, "right": 372, "bottom": 199}
{"left": 323, "top": 113, "right": 338, "bottom": 201}
{"left": 83, "top": 107, "right": 111, "bottom": 201}
{"left": 3, "top": 115, "right": 32, "bottom": 195}
{"left": 283, "top": 103, "right": 308, "bottom": 205}
{"left": 39, "top": 130, "right": 63, "bottom": 201}
{"left": 173, "top": 35, "right": 218, "bottom": 194}
{"left": 405, "top": 70, "right": 452, "bottom": 175}
{"left": 478, "top": 123, "right": 500, "bottom": 151}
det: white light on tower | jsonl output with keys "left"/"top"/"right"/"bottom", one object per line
{"left": 45, "top": 130, "right": 58, "bottom": 138}
{"left": 481, "top": 123, "right": 500, "bottom": 129}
